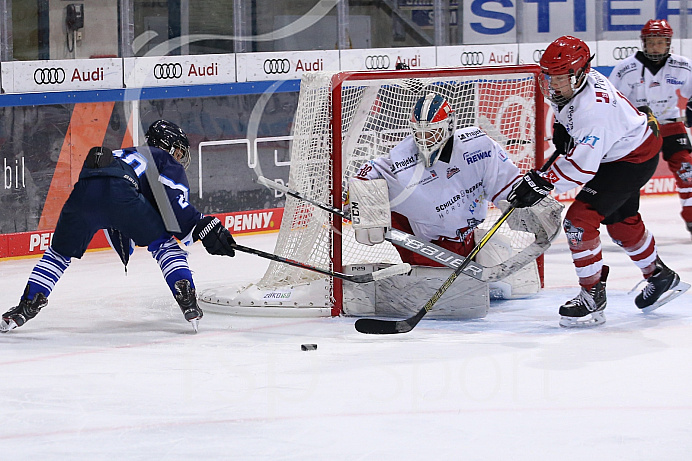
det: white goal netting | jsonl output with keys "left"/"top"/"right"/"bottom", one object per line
{"left": 226, "top": 67, "right": 542, "bottom": 315}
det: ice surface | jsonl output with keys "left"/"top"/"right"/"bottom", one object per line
{"left": 1, "top": 195, "right": 691, "bottom": 460}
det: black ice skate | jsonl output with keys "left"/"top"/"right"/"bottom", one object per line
{"left": 174, "top": 279, "right": 203, "bottom": 332}
{"left": 687, "top": 222, "right": 692, "bottom": 240}
{"left": 559, "top": 266, "right": 609, "bottom": 328}
{"left": 632, "top": 258, "right": 690, "bottom": 313}
{"left": 1, "top": 285, "right": 48, "bottom": 333}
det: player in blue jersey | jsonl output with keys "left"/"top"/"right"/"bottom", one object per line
{"left": 1, "top": 120, "right": 236, "bottom": 333}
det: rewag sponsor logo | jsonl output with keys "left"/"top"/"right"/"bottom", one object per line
{"left": 665, "top": 74, "right": 684, "bottom": 85}
{"left": 463, "top": 150, "right": 491, "bottom": 165}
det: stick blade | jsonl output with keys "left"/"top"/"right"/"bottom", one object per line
{"left": 354, "top": 318, "right": 414, "bottom": 335}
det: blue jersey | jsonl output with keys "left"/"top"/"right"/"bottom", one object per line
{"left": 113, "top": 146, "right": 203, "bottom": 243}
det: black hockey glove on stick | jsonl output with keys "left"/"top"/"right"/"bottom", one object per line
{"left": 552, "top": 121, "right": 574, "bottom": 155}
{"left": 507, "top": 169, "right": 554, "bottom": 209}
{"left": 193, "top": 216, "right": 236, "bottom": 257}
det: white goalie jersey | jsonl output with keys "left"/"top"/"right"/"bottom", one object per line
{"left": 353, "top": 127, "right": 523, "bottom": 242}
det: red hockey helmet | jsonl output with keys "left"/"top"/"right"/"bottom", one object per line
{"left": 539, "top": 36, "right": 593, "bottom": 105}
{"left": 641, "top": 19, "right": 673, "bottom": 62}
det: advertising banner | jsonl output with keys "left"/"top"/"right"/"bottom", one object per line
{"left": 6, "top": 58, "right": 123, "bottom": 93}
{"left": 340, "top": 47, "right": 436, "bottom": 71}
{"left": 436, "top": 44, "right": 518, "bottom": 68}
{"left": 236, "top": 50, "right": 340, "bottom": 82}
{"left": 0, "top": 208, "right": 284, "bottom": 259}
{"left": 518, "top": 41, "right": 598, "bottom": 66}
{"left": 124, "top": 54, "right": 236, "bottom": 88}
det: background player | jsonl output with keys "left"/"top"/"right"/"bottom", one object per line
{"left": 1, "top": 120, "right": 236, "bottom": 333}
{"left": 517, "top": 35, "right": 689, "bottom": 327}
{"left": 609, "top": 19, "right": 692, "bottom": 237}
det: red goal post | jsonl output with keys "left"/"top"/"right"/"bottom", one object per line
{"left": 212, "top": 66, "right": 545, "bottom": 317}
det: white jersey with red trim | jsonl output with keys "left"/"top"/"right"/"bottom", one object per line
{"left": 609, "top": 52, "right": 692, "bottom": 123}
{"left": 353, "top": 127, "right": 521, "bottom": 242}
{"left": 546, "top": 69, "right": 651, "bottom": 194}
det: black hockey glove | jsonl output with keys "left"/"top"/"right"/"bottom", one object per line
{"left": 552, "top": 121, "right": 574, "bottom": 155}
{"left": 686, "top": 98, "right": 692, "bottom": 128}
{"left": 193, "top": 216, "right": 236, "bottom": 257}
{"left": 507, "top": 170, "right": 554, "bottom": 209}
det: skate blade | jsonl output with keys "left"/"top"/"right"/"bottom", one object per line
{"left": 0, "top": 319, "right": 18, "bottom": 333}
{"left": 189, "top": 318, "right": 199, "bottom": 333}
{"left": 559, "top": 311, "right": 606, "bottom": 328}
{"left": 640, "top": 280, "right": 691, "bottom": 313}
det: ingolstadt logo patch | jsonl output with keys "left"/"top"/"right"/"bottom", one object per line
{"left": 447, "top": 166, "right": 460, "bottom": 179}
{"left": 563, "top": 219, "right": 584, "bottom": 247}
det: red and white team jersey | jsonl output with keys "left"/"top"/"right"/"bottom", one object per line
{"left": 546, "top": 69, "right": 653, "bottom": 194}
{"left": 354, "top": 127, "right": 521, "bottom": 242}
{"left": 609, "top": 52, "right": 692, "bottom": 122}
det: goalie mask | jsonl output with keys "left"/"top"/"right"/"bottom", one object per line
{"left": 539, "top": 36, "right": 593, "bottom": 106}
{"left": 145, "top": 120, "right": 191, "bottom": 169}
{"left": 410, "top": 93, "right": 456, "bottom": 167}
{"left": 641, "top": 19, "right": 673, "bottom": 62}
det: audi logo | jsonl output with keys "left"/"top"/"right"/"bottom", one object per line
{"left": 33, "top": 67, "right": 65, "bottom": 85}
{"left": 365, "top": 55, "right": 390, "bottom": 70}
{"left": 533, "top": 49, "right": 545, "bottom": 63}
{"left": 460, "top": 52, "right": 484, "bottom": 66}
{"left": 612, "top": 46, "right": 639, "bottom": 60}
{"left": 153, "top": 63, "right": 183, "bottom": 79}
{"left": 264, "top": 59, "right": 291, "bottom": 74}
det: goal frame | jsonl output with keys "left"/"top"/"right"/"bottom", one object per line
{"left": 329, "top": 66, "right": 545, "bottom": 316}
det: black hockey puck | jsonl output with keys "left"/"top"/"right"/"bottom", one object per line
{"left": 301, "top": 344, "right": 317, "bottom": 351}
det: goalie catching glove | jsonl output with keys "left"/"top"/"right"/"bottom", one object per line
{"left": 507, "top": 170, "right": 554, "bottom": 209}
{"left": 193, "top": 216, "right": 236, "bottom": 256}
{"left": 348, "top": 178, "right": 391, "bottom": 246}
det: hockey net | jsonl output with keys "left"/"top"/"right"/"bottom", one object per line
{"left": 217, "top": 66, "right": 544, "bottom": 316}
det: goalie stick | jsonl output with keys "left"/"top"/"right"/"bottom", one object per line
{"left": 230, "top": 243, "right": 411, "bottom": 284}
{"left": 256, "top": 176, "right": 551, "bottom": 283}
{"left": 354, "top": 149, "right": 562, "bottom": 334}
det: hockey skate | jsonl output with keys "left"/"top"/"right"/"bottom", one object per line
{"left": 559, "top": 266, "right": 609, "bottom": 328}
{"left": 687, "top": 222, "right": 692, "bottom": 240}
{"left": 632, "top": 259, "right": 690, "bottom": 313}
{"left": 1, "top": 285, "right": 48, "bottom": 333}
{"left": 174, "top": 279, "right": 203, "bottom": 332}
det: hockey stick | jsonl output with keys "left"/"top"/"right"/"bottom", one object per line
{"left": 230, "top": 243, "right": 411, "bottom": 284}
{"left": 354, "top": 150, "right": 562, "bottom": 334}
{"left": 257, "top": 176, "right": 551, "bottom": 282}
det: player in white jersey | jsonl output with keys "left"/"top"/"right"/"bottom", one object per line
{"left": 350, "top": 92, "right": 553, "bottom": 265}
{"left": 517, "top": 35, "right": 689, "bottom": 327}
{"left": 609, "top": 19, "right": 692, "bottom": 236}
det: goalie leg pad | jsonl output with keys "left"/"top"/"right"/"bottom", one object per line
{"left": 474, "top": 228, "right": 541, "bottom": 297}
{"left": 342, "top": 265, "right": 489, "bottom": 320}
